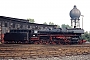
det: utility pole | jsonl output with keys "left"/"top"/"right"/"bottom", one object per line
{"left": 81, "top": 15, "right": 84, "bottom": 29}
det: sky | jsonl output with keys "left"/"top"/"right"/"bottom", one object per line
{"left": 0, "top": 0, "right": 89, "bottom": 31}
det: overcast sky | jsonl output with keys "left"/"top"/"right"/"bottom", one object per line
{"left": 0, "top": 0, "right": 89, "bottom": 31}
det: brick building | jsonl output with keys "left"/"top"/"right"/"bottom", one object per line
{"left": 0, "top": 16, "right": 57, "bottom": 42}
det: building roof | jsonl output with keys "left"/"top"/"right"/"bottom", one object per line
{"left": 0, "top": 16, "right": 57, "bottom": 27}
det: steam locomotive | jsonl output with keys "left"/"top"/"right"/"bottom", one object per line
{"left": 4, "top": 27, "right": 86, "bottom": 44}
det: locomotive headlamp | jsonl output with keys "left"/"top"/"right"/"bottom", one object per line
{"left": 33, "top": 35, "right": 35, "bottom": 36}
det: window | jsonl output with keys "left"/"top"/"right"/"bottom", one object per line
{"left": 5, "top": 23, "right": 7, "bottom": 27}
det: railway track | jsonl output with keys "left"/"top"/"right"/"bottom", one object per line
{"left": 0, "top": 43, "right": 90, "bottom": 58}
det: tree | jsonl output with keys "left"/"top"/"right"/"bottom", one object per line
{"left": 43, "top": 22, "right": 48, "bottom": 25}
{"left": 27, "top": 18, "right": 35, "bottom": 23}
{"left": 81, "top": 32, "right": 90, "bottom": 42}
{"left": 61, "top": 24, "right": 71, "bottom": 28}
{"left": 49, "top": 22, "right": 54, "bottom": 25}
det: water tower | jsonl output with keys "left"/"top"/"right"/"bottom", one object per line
{"left": 69, "top": 5, "right": 81, "bottom": 28}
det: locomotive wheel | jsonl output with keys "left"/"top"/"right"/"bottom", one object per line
{"left": 45, "top": 42, "right": 48, "bottom": 44}
{"left": 25, "top": 41, "right": 29, "bottom": 44}
{"left": 34, "top": 41, "right": 39, "bottom": 44}
{"left": 34, "top": 40, "right": 42, "bottom": 44}
{"left": 18, "top": 41, "right": 22, "bottom": 44}
{"left": 55, "top": 41, "right": 61, "bottom": 45}
{"left": 43, "top": 41, "right": 46, "bottom": 44}
{"left": 49, "top": 41, "right": 56, "bottom": 45}
{"left": 58, "top": 41, "right": 62, "bottom": 45}
{"left": 51, "top": 41, "right": 56, "bottom": 44}
{"left": 78, "top": 40, "right": 83, "bottom": 44}
{"left": 45, "top": 41, "right": 49, "bottom": 44}
{"left": 65, "top": 39, "right": 70, "bottom": 45}
{"left": 41, "top": 40, "right": 49, "bottom": 44}
{"left": 12, "top": 41, "right": 15, "bottom": 43}
{"left": 41, "top": 41, "right": 44, "bottom": 44}
{"left": 39, "top": 40, "right": 42, "bottom": 44}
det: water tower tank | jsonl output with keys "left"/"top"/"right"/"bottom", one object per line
{"left": 70, "top": 5, "right": 81, "bottom": 20}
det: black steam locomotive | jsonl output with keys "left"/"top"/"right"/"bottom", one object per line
{"left": 4, "top": 27, "right": 86, "bottom": 44}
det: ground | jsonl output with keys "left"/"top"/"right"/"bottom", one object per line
{"left": 0, "top": 44, "right": 90, "bottom": 59}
